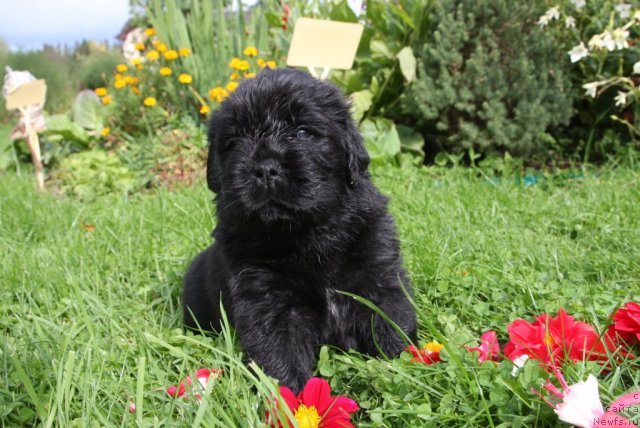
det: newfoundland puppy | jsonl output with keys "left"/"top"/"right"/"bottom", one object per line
{"left": 183, "top": 69, "right": 416, "bottom": 392}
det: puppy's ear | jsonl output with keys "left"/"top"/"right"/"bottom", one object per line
{"left": 344, "top": 120, "right": 370, "bottom": 186}
{"left": 206, "top": 113, "right": 223, "bottom": 193}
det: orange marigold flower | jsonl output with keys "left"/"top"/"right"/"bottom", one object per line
{"left": 243, "top": 46, "right": 258, "bottom": 57}
{"left": 135, "top": 42, "right": 145, "bottom": 51}
{"left": 114, "top": 73, "right": 123, "bottom": 80}
{"left": 160, "top": 67, "right": 172, "bottom": 76}
{"left": 178, "top": 73, "right": 193, "bottom": 84}
{"left": 156, "top": 43, "right": 168, "bottom": 53}
{"left": 144, "top": 28, "right": 156, "bottom": 37}
{"left": 143, "top": 97, "right": 157, "bottom": 107}
{"left": 226, "top": 81, "right": 238, "bottom": 92}
{"left": 244, "top": 72, "right": 256, "bottom": 79}
{"left": 101, "top": 95, "right": 112, "bottom": 105}
{"left": 179, "top": 47, "right": 191, "bottom": 57}
{"left": 230, "top": 72, "right": 240, "bottom": 81}
{"left": 200, "top": 104, "right": 211, "bottom": 115}
{"left": 209, "top": 86, "right": 229, "bottom": 103}
{"left": 100, "top": 127, "right": 110, "bottom": 137}
{"left": 95, "top": 87, "right": 108, "bottom": 97}
{"left": 256, "top": 58, "right": 265, "bottom": 68}
{"left": 146, "top": 50, "right": 160, "bottom": 60}
{"left": 131, "top": 86, "right": 140, "bottom": 95}
{"left": 116, "top": 63, "right": 128, "bottom": 73}
{"left": 136, "top": 64, "right": 144, "bottom": 71}
{"left": 164, "top": 49, "right": 178, "bottom": 60}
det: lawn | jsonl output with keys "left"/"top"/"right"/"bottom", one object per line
{"left": 1, "top": 163, "right": 639, "bottom": 427}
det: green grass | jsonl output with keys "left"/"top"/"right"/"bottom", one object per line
{"left": 1, "top": 164, "right": 639, "bottom": 427}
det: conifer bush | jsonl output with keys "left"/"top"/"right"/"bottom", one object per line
{"left": 401, "top": 0, "right": 575, "bottom": 157}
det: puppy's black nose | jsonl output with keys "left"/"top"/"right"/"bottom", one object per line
{"left": 253, "top": 159, "right": 281, "bottom": 186}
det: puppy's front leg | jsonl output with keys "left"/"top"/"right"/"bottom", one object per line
{"left": 231, "top": 277, "right": 321, "bottom": 393}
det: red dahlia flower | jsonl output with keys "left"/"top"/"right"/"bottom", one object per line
{"left": 268, "top": 377, "right": 359, "bottom": 428}
{"left": 504, "top": 308, "right": 606, "bottom": 368}
{"left": 406, "top": 341, "right": 444, "bottom": 365}
{"left": 465, "top": 331, "right": 500, "bottom": 363}
{"left": 608, "top": 302, "right": 640, "bottom": 345}
{"left": 166, "top": 368, "right": 222, "bottom": 400}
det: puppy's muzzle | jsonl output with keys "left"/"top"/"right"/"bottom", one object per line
{"left": 253, "top": 159, "right": 282, "bottom": 188}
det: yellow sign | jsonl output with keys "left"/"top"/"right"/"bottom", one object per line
{"left": 287, "top": 18, "right": 363, "bottom": 73}
{"left": 5, "top": 79, "right": 47, "bottom": 110}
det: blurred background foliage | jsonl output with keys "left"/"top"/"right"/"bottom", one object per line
{"left": 1, "top": 0, "right": 639, "bottom": 198}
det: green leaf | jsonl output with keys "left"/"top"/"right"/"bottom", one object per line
{"left": 360, "top": 117, "right": 401, "bottom": 160}
{"left": 328, "top": 0, "right": 358, "bottom": 22}
{"left": 264, "top": 12, "right": 282, "bottom": 27}
{"left": 72, "top": 90, "right": 104, "bottom": 131}
{"left": 396, "top": 124, "right": 425, "bottom": 158}
{"left": 371, "top": 40, "right": 394, "bottom": 60}
{"left": 44, "top": 114, "right": 90, "bottom": 146}
{"left": 396, "top": 46, "right": 417, "bottom": 83}
{"left": 350, "top": 90, "right": 373, "bottom": 122}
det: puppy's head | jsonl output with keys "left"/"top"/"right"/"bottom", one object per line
{"left": 207, "top": 69, "right": 369, "bottom": 228}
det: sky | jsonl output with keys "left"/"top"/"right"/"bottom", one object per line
{"left": 0, "top": 0, "right": 131, "bottom": 51}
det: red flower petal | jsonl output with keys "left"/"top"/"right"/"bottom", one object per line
{"left": 465, "top": 331, "right": 500, "bottom": 363}
{"left": 300, "top": 377, "right": 333, "bottom": 415}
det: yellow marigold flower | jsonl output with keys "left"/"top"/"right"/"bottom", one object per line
{"left": 424, "top": 341, "right": 445, "bottom": 353}
{"left": 131, "top": 57, "right": 142, "bottom": 66}
{"left": 230, "top": 72, "right": 240, "bottom": 81}
{"left": 200, "top": 104, "right": 211, "bottom": 115}
{"left": 146, "top": 50, "right": 160, "bottom": 60}
{"left": 95, "top": 87, "right": 108, "bottom": 97}
{"left": 156, "top": 43, "right": 168, "bottom": 53}
{"left": 129, "top": 76, "right": 140, "bottom": 85}
{"left": 114, "top": 79, "right": 127, "bottom": 89}
{"left": 179, "top": 47, "right": 191, "bottom": 57}
{"left": 265, "top": 60, "right": 276, "bottom": 69}
{"left": 226, "top": 81, "right": 238, "bottom": 92}
{"left": 164, "top": 49, "right": 178, "bottom": 60}
{"left": 209, "top": 86, "right": 229, "bottom": 103}
{"left": 116, "top": 63, "right": 128, "bottom": 73}
{"left": 244, "top": 72, "right": 256, "bottom": 79}
{"left": 178, "top": 73, "right": 193, "bottom": 84}
{"left": 160, "top": 67, "right": 172, "bottom": 76}
{"left": 114, "top": 73, "right": 123, "bottom": 80}
{"left": 101, "top": 95, "right": 112, "bottom": 105}
{"left": 131, "top": 86, "right": 140, "bottom": 95}
{"left": 256, "top": 58, "right": 265, "bottom": 68}
{"left": 136, "top": 64, "right": 144, "bottom": 71}
{"left": 144, "top": 28, "right": 156, "bottom": 37}
{"left": 101, "top": 127, "right": 110, "bottom": 137}
{"left": 235, "top": 60, "right": 250, "bottom": 71}
{"left": 229, "top": 57, "right": 241, "bottom": 68}
{"left": 243, "top": 46, "right": 258, "bottom": 57}
{"left": 135, "top": 42, "right": 145, "bottom": 51}
{"left": 143, "top": 97, "right": 157, "bottom": 107}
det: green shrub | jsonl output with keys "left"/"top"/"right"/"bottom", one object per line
{"left": 401, "top": 0, "right": 574, "bottom": 158}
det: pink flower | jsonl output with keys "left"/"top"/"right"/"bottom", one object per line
{"left": 166, "top": 368, "right": 222, "bottom": 400}
{"left": 533, "top": 369, "right": 640, "bottom": 428}
{"left": 465, "top": 331, "right": 500, "bottom": 363}
{"left": 504, "top": 308, "right": 607, "bottom": 368}
{"left": 267, "top": 377, "right": 359, "bottom": 428}
{"left": 608, "top": 302, "right": 640, "bottom": 345}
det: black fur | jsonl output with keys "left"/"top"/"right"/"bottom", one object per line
{"left": 183, "top": 69, "right": 416, "bottom": 392}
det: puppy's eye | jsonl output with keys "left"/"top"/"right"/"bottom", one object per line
{"left": 295, "top": 128, "right": 312, "bottom": 140}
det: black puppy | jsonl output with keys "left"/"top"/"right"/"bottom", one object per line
{"left": 183, "top": 69, "right": 416, "bottom": 392}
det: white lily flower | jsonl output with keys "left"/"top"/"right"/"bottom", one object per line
{"left": 601, "top": 31, "right": 616, "bottom": 51}
{"left": 612, "top": 28, "right": 630, "bottom": 50}
{"left": 583, "top": 82, "right": 600, "bottom": 98}
{"left": 615, "top": 4, "right": 632, "bottom": 19}
{"left": 569, "top": 42, "right": 589, "bottom": 62}
{"left": 554, "top": 375, "right": 605, "bottom": 428}
{"left": 633, "top": 61, "right": 640, "bottom": 75}
{"left": 588, "top": 34, "right": 605, "bottom": 50}
{"left": 547, "top": 7, "right": 560, "bottom": 21}
{"left": 615, "top": 91, "right": 628, "bottom": 107}
{"left": 538, "top": 14, "right": 551, "bottom": 27}
{"left": 634, "top": 10, "right": 640, "bottom": 21}
{"left": 565, "top": 16, "right": 576, "bottom": 28}
{"left": 570, "top": 0, "right": 586, "bottom": 9}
